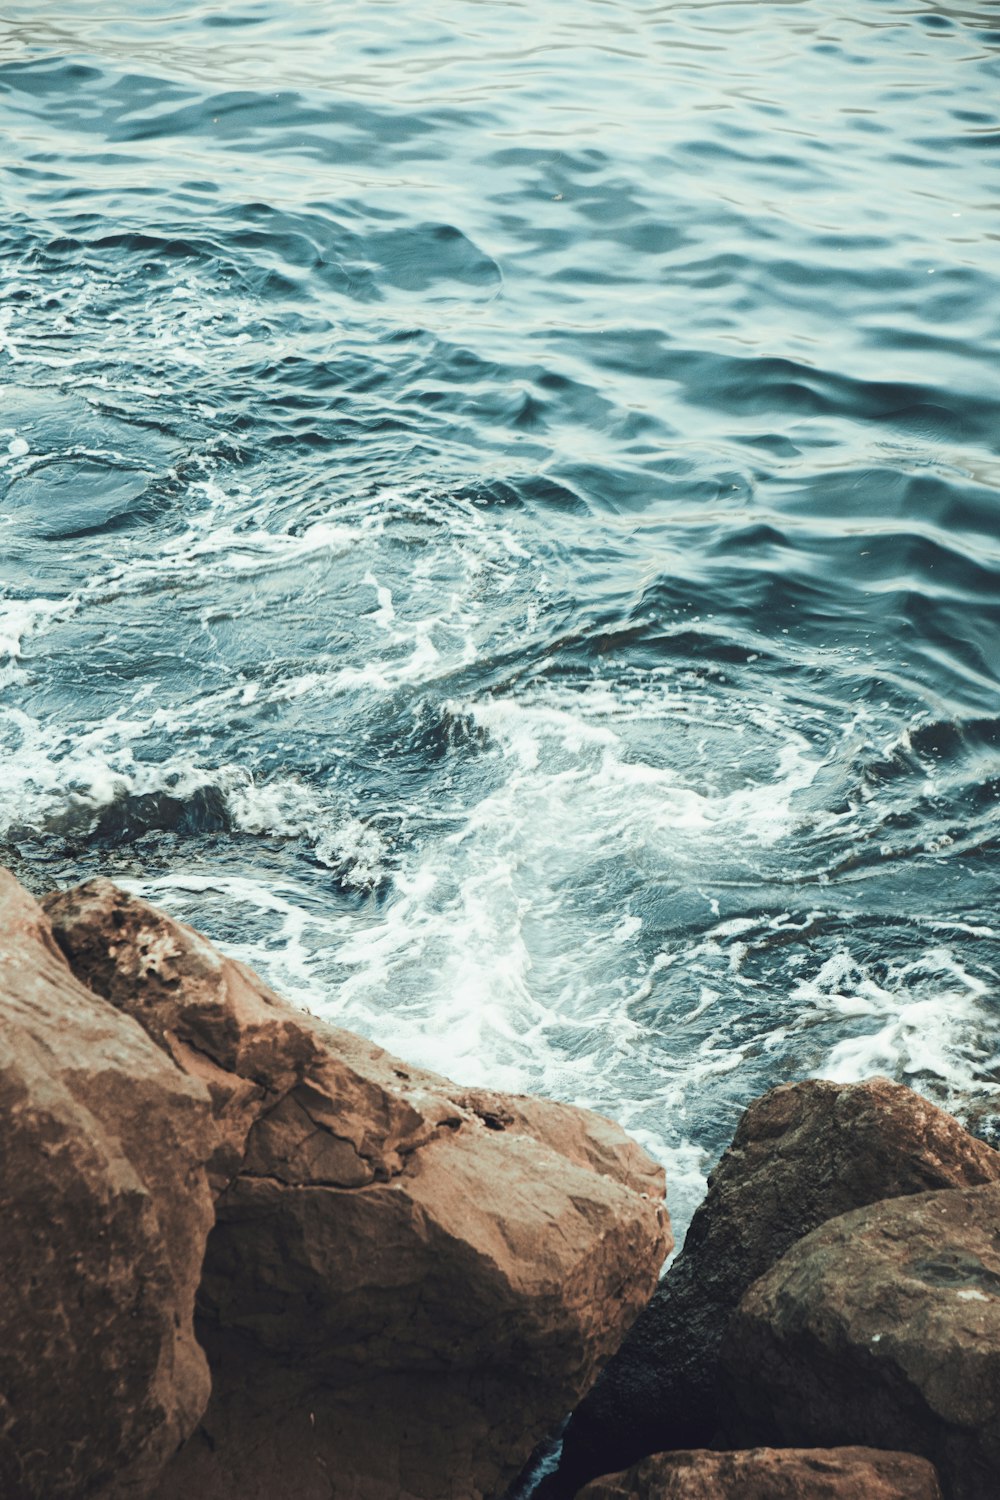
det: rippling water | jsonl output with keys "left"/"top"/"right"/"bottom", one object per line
{"left": 3, "top": 0, "right": 1000, "bottom": 1230}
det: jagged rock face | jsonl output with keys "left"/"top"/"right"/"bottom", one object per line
{"left": 0, "top": 871, "right": 216, "bottom": 1500}
{"left": 541, "top": 1077, "right": 1000, "bottom": 1497}
{"left": 576, "top": 1447, "right": 943, "bottom": 1500}
{"left": 46, "top": 878, "right": 671, "bottom": 1500}
{"left": 721, "top": 1184, "right": 1000, "bottom": 1500}
{"left": 43, "top": 878, "right": 318, "bottom": 1194}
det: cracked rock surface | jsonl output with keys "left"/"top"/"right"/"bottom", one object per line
{"left": 45, "top": 878, "right": 671, "bottom": 1500}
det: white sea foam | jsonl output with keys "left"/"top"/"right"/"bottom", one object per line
{"left": 801, "top": 946, "right": 1000, "bottom": 1098}
{"left": 0, "top": 709, "right": 388, "bottom": 888}
{"left": 96, "top": 673, "right": 856, "bottom": 1236}
{"left": 0, "top": 598, "right": 70, "bottom": 658}
{"left": 0, "top": 597, "right": 78, "bottom": 686}
{"left": 72, "top": 660, "right": 998, "bottom": 1247}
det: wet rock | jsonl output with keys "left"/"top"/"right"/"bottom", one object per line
{"left": 722, "top": 1183, "right": 1000, "bottom": 1500}
{"left": 577, "top": 1446, "right": 943, "bottom": 1500}
{"left": 46, "top": 878, "right": 671, "bottom": 1500}
{"left": 0, "top": 870, "right": 216, "bottom": 1500}
{"left": 541, "top": 1077, "right": 1000, "bottom": 1496}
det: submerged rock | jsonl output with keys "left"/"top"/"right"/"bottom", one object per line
{"left": 541, "top": 1077, "right": 1000, "bottom": 1496}
{"left": 722, "top": 1183, "right": 1000, "bottom": 1500}
{"left": 577, "top": 1447, "right": 943, "bottom": 1499}
{"left": 0, "top": 870, "right": 216, "bottom": 1500}
{"left": 45, "top": 878, "right": 671, "bottom": 1500}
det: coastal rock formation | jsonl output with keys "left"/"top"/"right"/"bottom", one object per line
{"left": 577, "top": 1447, "right": 943, "bottom": 1500}
{"left": 0, "top": 870, "right": 216, "bottom": 1500}
{"left": 721, "top": 1183, "right": 1000, "bottom": 1500}
{"left": 540, "top": 1077, "right": 1000, "bottom": 1496}
{"left": 17, "top": 862, "right": 997, "bottom": 1500}
{"left": 44, "top": 878, "right": 671, "bottom": 1500}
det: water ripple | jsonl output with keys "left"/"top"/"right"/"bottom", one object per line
{"left": 1, "top": 0, "right": 999, "bottom": 1230}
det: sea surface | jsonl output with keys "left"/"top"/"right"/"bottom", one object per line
{"left": 2, "top": 0, "right": 999, "bottom": 1233}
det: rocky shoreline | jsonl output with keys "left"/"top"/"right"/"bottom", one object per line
{"left": 1, "top": 866, "right": 998, "bottom": 1499}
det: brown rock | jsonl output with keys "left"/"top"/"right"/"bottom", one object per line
{"left": 577, "top": 1446, "right": 943, "bottom": 1499}
{"left": 46, "top": 878, "right": 671, "bottom": 1500}
{"left": 0, "top": 870, "right": 216, "bottom": 1499}
{"left": 541, "top": 1077, "right": 1000, "bottom": 1497}
{"left": 43, "top": 877, "right": 318, "bottom": 1194}
{"left": 721, "top": 1183, "right": 1000, "bottom": 1500}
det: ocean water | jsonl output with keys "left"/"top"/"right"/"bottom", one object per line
{"left": 2, "top": 0, "right": 999, "bottom": 1234}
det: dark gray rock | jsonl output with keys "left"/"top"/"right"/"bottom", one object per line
{"left": 721, "top": 1183, "right": 1000, "bottom": 1500}
{"left": 539, "top": 1077, "right": 1000, "bottom": 1497}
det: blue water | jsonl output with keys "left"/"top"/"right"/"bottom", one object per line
{"left": 2, "top": 0, "right": 1000, "bottom": 1230}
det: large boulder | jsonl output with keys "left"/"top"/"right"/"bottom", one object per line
{"left": 0, "top": 870, "right": 216, "bottom": 1500}
{"left": 45, "top": 878, "right": 671, "bottom": 1500}
{"left": 721, "top": 1183, "right": 1000, "bottom": 1500}
{"left": 541, "top": 1078, "right": 1000, "bottom": 1496}
{"left": 578, "top": 1447, "right": 943, "bottom": 1500}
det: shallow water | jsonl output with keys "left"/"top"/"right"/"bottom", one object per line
{"left": 2, "top": 0, "right": 1000, "bottom": 1231}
